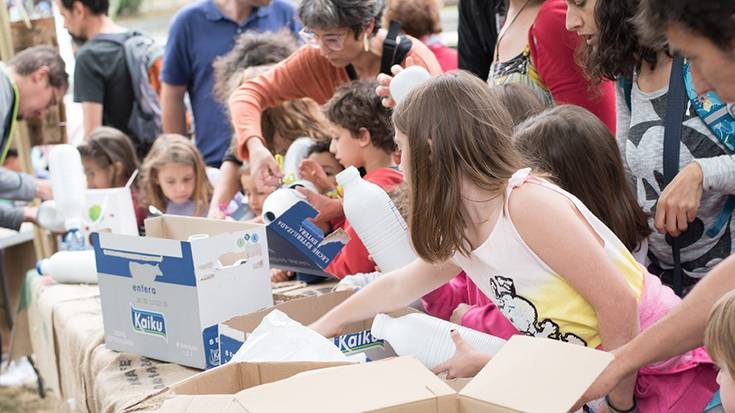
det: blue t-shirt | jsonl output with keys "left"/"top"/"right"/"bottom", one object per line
{"left": 162, "top": 0, "right": 300, "bottom": 167}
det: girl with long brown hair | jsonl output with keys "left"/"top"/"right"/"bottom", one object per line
{"left": 310, "top": 71, "right": 713, "bottom": 412}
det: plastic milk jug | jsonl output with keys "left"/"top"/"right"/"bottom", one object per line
{"left": 389, "top": 65, "right": 432, "bottom": 105}
{"left": 37, "top": 250, "right": 98, "bottom": 284}
{"left": 282, "top": 137, "right": 315, "bottom": 180}
{"left": 336, "top": 166, "right": 416, "bottom": 272}
{"left": 48, "top": 144, "right": 87, "bottom": 231}
{"left": 261, "top": 180, "right": 319, "bottom": 224}
{"left": 371, "top": 313, "right": 507, "bottom": 369}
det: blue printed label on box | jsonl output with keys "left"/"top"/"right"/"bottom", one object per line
{"left": 131, "top": 306, "right": 167, "bottom": 339}
{"left": 267, "top": 201, "right": 348, "bottom": 276}
{"left": 333, "top": 330, "right": 384, "bottom": 354}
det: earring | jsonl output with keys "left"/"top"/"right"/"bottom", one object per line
{"left": 363, "top": 34, "right": 370, "bottom": 52}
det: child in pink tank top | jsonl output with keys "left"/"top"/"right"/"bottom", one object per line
{"left": 311, "top": 73, "right": 717, "bottom": 412}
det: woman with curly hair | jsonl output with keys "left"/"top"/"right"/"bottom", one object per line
{"left": 478, "top": 0, "right": 616, "bottom": 130}
{"left": 567, "top": 1, "right": 728, "bottom": 411}
{"left": 567, "top": 0, "right": 735, "bottom": 295}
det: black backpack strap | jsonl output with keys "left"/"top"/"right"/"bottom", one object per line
{"left": 662, "top": 55, "right": 688, "bottom": 296}
{"left": 380, "top": 20, "right": 402, "bottom": 75}
{"left": 345, "top": 64, "right": 359, "bottom": 81}
{"left": 393, "top": 36, "right": 413, "bottom": 67}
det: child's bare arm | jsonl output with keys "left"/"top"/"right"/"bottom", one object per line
{"left": 311, "top": 258, "right": 460, "bottom": 338}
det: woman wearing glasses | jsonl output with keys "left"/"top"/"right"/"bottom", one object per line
{"left": 228, "top": 0, "right": 442, "bottom": 192}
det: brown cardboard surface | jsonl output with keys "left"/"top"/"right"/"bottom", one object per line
{"left": 459, "top": 335, "right": 614, "bottom": 413}
{"left": 170, "top": 361, "right": 349, "bottom": 396}
{"left": 157, "top": 337, "right": 613, "bottom": 413}
{"left": 128, "top": 361, "right": 351, "bottom": 413}
{"left": 229, "top": 357, "right": 457, "bottom": 413}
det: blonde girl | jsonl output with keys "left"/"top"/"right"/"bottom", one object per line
{"left": 141, "top": 134, "right": 212, "bottom": 217}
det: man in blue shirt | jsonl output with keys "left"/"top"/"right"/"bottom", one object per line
{"left": 160, "top": 0, "right": 300, "bottom": 167}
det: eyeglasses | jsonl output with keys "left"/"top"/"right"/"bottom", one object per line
{"left": 299, "top": 28, "right": 349, "bottom": 52}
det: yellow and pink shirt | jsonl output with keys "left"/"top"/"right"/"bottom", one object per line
{"left": 452, "top": 168, "right": 643, "bottom": 348}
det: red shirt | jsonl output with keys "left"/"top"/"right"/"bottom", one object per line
{"left": 426, "top": 40, "right": 458, "bottom": 72}
{"left": 326, "top": 168, "right": 404, "bottom": 278}
{"left": 528, "top": 0, "right": 616, "bottom": 134}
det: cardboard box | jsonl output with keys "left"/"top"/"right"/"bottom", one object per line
{"left": 133, "top": 360, "right": 348, "bottom": 412}
{"left": 219, "top": 290, "right": 413, "bottom": 365}
{"left": 91, "top": 215, "right": 273, "bottom": 370}
{"left": 157, "top": 336, "right": 613, "bottom": 413}
{"left": 266, "top": 200, "right": 348, "bottom": 276}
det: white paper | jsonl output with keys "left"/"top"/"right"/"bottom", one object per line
{"left": 230, "top": 310, "right": 365, "bottom": 363}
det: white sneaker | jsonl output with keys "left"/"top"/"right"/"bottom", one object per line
{"left": 0, "top": 357, "right": 37, "bottom": 387}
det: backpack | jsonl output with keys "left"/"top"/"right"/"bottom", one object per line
{"left": 97, "top": 31, "right": 163, "bottom": 147}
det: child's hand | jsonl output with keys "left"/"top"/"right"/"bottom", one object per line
{"left": 295, "top": 187, "right": 344, "bottom": 226}
{"left": 299, "top": 159, "right": 334, "bottom": 193}
{"left": 376, "top": 57, "right": 416, "bottom": 108}
{"left": 450, "top": 303, "right": 472, "bottom": 325}
{"left": 271, "top": 268, "right": 294, "bottom": 283}
{"left": 431, "top": 330, "right": 491, "bottom": 379}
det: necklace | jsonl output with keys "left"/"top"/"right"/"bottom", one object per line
{"left": 494, "top": 0, "right": 533, "bottom": 62}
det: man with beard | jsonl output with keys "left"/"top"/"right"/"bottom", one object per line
{"left": 0, "top": 46, "right": 61, "bottom": 229}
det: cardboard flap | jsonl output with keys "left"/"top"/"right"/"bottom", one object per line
{"left": 155, "top": 395, "right": 241, "bottom": 413}
{"left": 460, "top": 335, "right": 614, "bottom": 413}
{"left": 232, "top": 357, "right": 457, "bottom": 413}
{"left": 145, "top": 215, "right": 263, "bottom": 241}
{"left": 170, "top": 361, "right": 351, "bottom": 396}
{"left": 222, "top": 290, "right": 354, "bottom": 332}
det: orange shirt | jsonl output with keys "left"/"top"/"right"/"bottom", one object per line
{"left": 229, "top": 37, "right": 442, "bottom": 160}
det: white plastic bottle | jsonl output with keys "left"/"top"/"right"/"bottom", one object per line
{"left": 336, "top": 166, "right": 416, "bottom": 272}
{"left": 371, "top": 313, "right": 507, "bottom": 369}
{"left": 389, "top": 65, "right": 432, "bottom": 105}
{"left": 261, "top": 180, "right": 318, "bottom": 224}
{"left": 37, "top": 250, "right": 98, "bottom": 284}
{"left": 282, "top": 137, "right": 315, "bottom": 179}
{"left": 48, "top": 144, "right": 88, "bottom": 231}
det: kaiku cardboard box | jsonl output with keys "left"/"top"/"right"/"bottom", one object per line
{"left": 218, "top": 291, "right": 414, "bottom": 365}
{"left": 91, "top": 216, "right": 273, "bottom": 370}
{"left": 266, "top": 201, "right": 348, "bottom": 277}
{"left": 150, "top": 336, "right": 614, "bottom": 413}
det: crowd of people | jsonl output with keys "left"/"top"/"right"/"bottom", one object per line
{"left": 3, "top": 0, "right": 735, "bottom": 411}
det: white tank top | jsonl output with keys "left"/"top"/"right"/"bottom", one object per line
{"left": 451, "top": 168, "right": 644, "bottom": 348}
